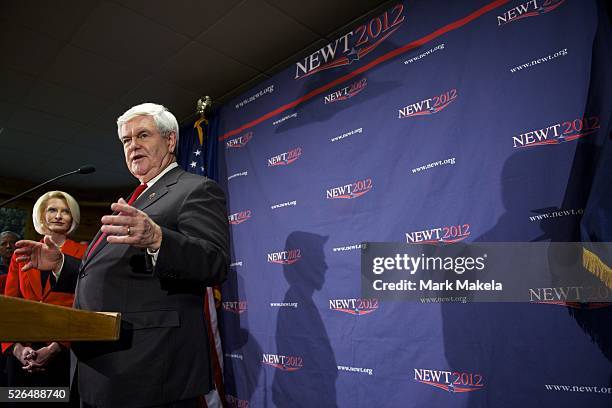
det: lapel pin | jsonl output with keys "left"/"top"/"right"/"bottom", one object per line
{"left": 148, "top": 192, "right": 156, "bottom": 200}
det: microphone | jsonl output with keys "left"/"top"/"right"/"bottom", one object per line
{"left": 0, "top": 165, "right": 96, "bottom": 208}
{"left": 78, "top": 165, "right": 96, "bottom": 174}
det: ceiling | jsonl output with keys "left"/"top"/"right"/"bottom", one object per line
{"left": 0, "top": 0, "right": 391, "bottom": 200}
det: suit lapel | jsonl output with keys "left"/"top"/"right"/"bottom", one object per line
{"left": 80, "top": 166, "right": 183, "bottom": 269}
{"left": 134, "top": 184, "right": 168, "bottom": 211}
{"left": 136, "top": 166, "right": 182, "bottom": 211}
{"left": 25, "top": 269, "right": 44, "bottom": 300}
{"left": 81, "top": 220, "right": 112, "bottom": 269}
{"left": 41, "top": 274, "right": 53, "bottom": 298}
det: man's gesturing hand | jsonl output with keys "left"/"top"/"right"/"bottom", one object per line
{"left": 101, "top": 198, "right": 163, "bottom": 251}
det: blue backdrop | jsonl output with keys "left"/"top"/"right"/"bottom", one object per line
{"left": 209, "top": 0, "right": 612, "bottom": 406}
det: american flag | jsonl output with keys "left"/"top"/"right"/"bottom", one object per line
{"left": 177, "top": 116, "right": 226, "bottom": 407}
{"left": 180, "top": 117, "right": 208, "bottom": 176}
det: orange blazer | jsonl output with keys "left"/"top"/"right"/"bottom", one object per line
{"left": 2, "top": 239, "right": 87, "bottom": 353}
{"left": 0, "top": 273, "right": 6, "bottom": 295}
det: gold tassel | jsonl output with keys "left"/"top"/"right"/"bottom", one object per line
{"left": 583, "top": 247, "right": 612, "bottom": 289}
{"left": 193, "top": 117, "right": 208, "bottom": 146}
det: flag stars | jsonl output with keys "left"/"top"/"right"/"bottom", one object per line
{"left": 190, "top": 161, "right": 197, "bottom": 168}
{"left": 194, "top": 149, "right": 201, "bottom": 156}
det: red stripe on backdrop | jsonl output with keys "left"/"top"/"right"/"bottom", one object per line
{"left": 218, "top": 0, "right": 510, "bottom": 141}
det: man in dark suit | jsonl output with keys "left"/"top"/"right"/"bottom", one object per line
{"left": 14, "top": 103, "right": 229, "bottom": 407}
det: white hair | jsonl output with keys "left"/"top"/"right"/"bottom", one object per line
{"left": 116, "top": 102, "right": 179, "bottom": 145}
{"left": 32, "top": 191, "right": 80, "bottom": 236}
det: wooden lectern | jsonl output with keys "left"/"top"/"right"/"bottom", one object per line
{"left": 0, "top": 295, "right": 120, "bottom": 342}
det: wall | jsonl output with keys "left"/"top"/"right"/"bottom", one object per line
{"left": 213, "top": 1, "right": 611, "bottom": 407}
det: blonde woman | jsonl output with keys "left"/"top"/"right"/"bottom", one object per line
{"left": 2, "top": 191, "right": 86, "bottom": 393}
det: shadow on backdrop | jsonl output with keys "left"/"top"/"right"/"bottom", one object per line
{"left": 441, "top": 109, "right": 611, "bottom": 408}
{"left": 271, "top": 231, "right": 338, "bottom": 408}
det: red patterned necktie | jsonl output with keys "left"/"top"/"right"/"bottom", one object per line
{"left": 126, "top": 183, "right": 148, "bottom": 206}
{"left": 86, "top": 183, "right": 148, "bottom": 258}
